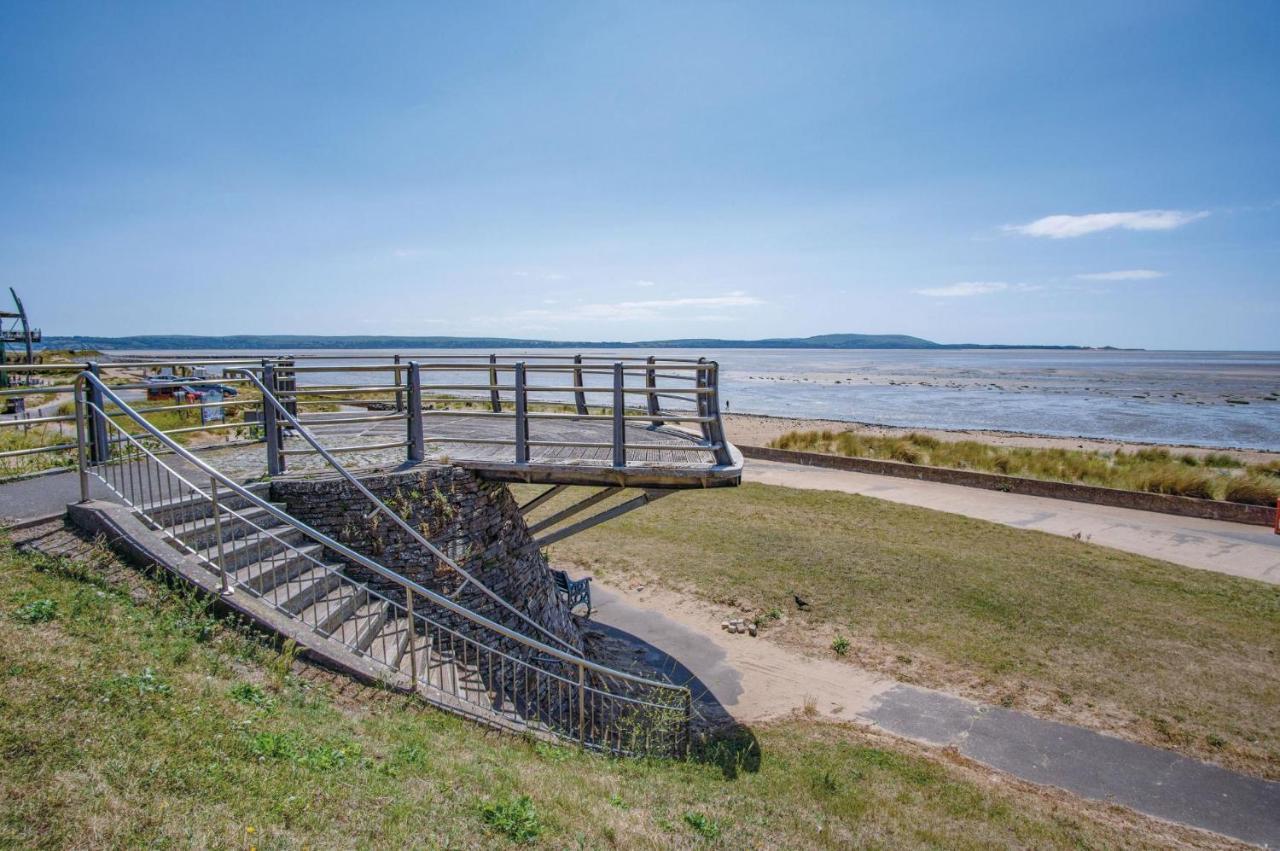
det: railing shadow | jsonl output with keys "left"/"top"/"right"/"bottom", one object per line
{"left": 583, "top": 618, "right": 762, "bottom": 777}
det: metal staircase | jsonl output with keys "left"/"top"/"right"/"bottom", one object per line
{"left": 72, "top": 371, "right": 691, "bottom": 757}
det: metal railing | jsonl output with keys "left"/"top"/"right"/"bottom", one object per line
{"left": 74, "top": 371, "right": 691, "bottom": 756}
{"left": 230, "top": 366, "right": 580, "bottom": 654}
{"left": 3, "top": 353, "right": 734, "bottom": 480}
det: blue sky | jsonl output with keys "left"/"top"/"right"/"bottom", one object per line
{"left": 2, "top": 2, "right": 1276, "bottom": 349}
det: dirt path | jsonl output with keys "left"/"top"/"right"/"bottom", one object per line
{"left": 587, "top": 578, "right": 1280, "bottom": 848}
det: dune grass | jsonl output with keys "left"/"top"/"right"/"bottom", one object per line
{"left": 0, "top": 531, "right": 1221, "bottom": 850}
{"left": 770, "top": 429, "right": 1280, "bottom": 504}
{"left": 538, "top": 482, "right": 1280, "bottom": 779}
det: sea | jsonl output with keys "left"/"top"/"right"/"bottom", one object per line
{"left": 106, "top": 348, "right": 1280, "bottom": 452}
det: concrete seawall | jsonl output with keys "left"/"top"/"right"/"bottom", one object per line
{"left": 740, "top": 445, "right": 1278, "bottom": 527}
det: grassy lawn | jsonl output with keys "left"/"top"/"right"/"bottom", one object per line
{"left": 539, "top": 483, "right": 1280, "bottom": 779}
{"left": 0, "top": 532, "right": 1231, "bottom": 850}
{"left": 771, "top": 429, "right": 1280, "bottom": 504}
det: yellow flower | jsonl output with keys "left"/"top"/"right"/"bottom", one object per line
{"left": 245, "top": 826, "right": 255, "bottom": 834}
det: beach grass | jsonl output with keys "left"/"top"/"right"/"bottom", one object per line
{"left": 0, "top": 531, "right": 1216, "bottom": 850}
{"left": 538, "top": 482, "right": 1280, "bottom": 779}
{"left": 770, "top": 429, "right": 1280, "bottom": 504}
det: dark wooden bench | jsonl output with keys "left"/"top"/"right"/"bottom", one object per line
{"left": 551, "top": 569, "right": 592, "bottom": 617}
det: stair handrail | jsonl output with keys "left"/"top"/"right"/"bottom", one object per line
{"left": 73, "top": 370, "right": 682, "bottom": 690}
{"left": 228, "top": 366, "right": 580, "bottom": 654}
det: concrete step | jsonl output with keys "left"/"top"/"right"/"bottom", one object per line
{"left": 366, "top": 615, "right": 411, "bottom": 670}
{"left": 164, "top": 504, "right": 282, "bottom": 551}
{"left": 333, "top": 601, "right": 390, "bottom": 655}
{"left": 142, "top": 482, "right": 273, "bottom": 526}
{"left": 298, "top": 583, "right": 369, "bottom": 637}
{"left": 235, "top": 544, "right": 325, "bottom": 594}
{"left": 197, "top": 525, "right": 308, "bottom": 572}
{"left": 260, "top": 565, "right": 344, "bottom": 616}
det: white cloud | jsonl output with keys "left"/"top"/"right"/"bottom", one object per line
{"left": 634, "top": 280, "right": 657, "bottom": 288}
{"left": 915, "top": 281, "right": 1010, "bottom": 297}
{"left": 481, "top": 292, "right": 764, "bottom": 325}
{"left": 1008, "top": 209, "right": 1208, "bottom": 238}
{"left": 1076, "top": 269, "right": 1166, "bottom": 281}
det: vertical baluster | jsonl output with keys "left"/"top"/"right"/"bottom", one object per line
{"left": 514, "top": 362, "right": 528, "bottom": 464}
{"left": 572, "top": 355, "right": 588, "bottom": 415}
{"left": 578, "top": 663, "right": 586, "bottom": 745}
{"left": 612, "top": 363, "right": 625, "bottom": 468}
{"left": 645, "top": 356, "right": 663, "bottom": 426}
{"left": 406, "top": 362, "right": 423, "bottom": 462}
{"left": 211, "top": 478, "right": 232, "bottom": 595}
{"left": 405, "top": 588, "right": 418, "bottom": 689}
{"left": 74, "top": 383, "right": 90, "bottom": 502}
{"left": 393, "top": 354, "right": 404, "bottom": 413}
{"left": 488, "top": 354, "right": 501, "bottom": 413}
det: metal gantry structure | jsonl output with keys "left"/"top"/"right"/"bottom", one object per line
{"left": 0, "top": 288, "right": 40, "bottom": 389}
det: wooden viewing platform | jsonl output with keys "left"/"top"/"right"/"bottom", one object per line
{"left": 284, "top": 412, "right": 744, "bottom": 488}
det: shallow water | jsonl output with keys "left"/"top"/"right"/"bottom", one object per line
{"left": 110, "top": 348, "right": 1280, "bottom": 451}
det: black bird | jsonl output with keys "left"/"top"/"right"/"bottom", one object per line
{"left": 793, "top": 593, "right": 811, "bottom": 611}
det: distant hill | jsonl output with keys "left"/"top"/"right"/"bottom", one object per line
{"left": 38, "top": 333, "right": 1106, "bottom": 351}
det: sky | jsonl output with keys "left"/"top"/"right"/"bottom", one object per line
{"left": 1, "top": 1, "right": 1277, "bottom": 350}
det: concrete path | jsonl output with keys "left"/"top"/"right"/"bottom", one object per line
{"left": 0, "top": 469, "right": 111, "bottom": 525}
{"left": 589, "top": 582, "right": 1280, "bottom": 848}
{"left": 747, "top": 459, "right": 1280, "bottom": 585}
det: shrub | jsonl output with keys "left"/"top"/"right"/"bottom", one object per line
{"left": 888, "top": 441, "right": 922, "bottom": 464}
{"left": 1223, "top": 476, "right": 1280, "bottom": 506}
{"left": 1134, "top": 469, "right": 1216, "bottom": 500}
{"left": 480, "top": 795, "right": 541, "bottom": 843}
{"left": 831, "top": 635, "right": 851, "bottom": 656}
{"left": 683, "top": 811, "right": 723, "bottom": 840}
{"left": 14, "top": 598, "right": 56, "bottom": 623}
{"left": 229, "top": 682, "right": 275, "bottom": 709}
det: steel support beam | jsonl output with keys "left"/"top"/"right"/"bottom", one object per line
{"left": 519, "top": 483, "right": 567, "bottom": 515}
{"left": 534, "top": 489, "right": 672, "bottom": 547}
{"left": 526, "top": 486, "right": 621, "bottom": 536}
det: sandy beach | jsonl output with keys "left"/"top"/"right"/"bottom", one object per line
{"left": 721, "top": 412, "right": 1280, "bottom": 464}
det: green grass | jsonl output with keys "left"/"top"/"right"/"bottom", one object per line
{"left": 770, "top": 429, "right": 1280, "bottom": 504}
{"left": 542, "top": 482, "right": 1280, "bottom": 778}
{"left": 0, "top": 533, "right": 1217, "bottom": 849}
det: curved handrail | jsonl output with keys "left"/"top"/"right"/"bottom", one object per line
{"left": 74, "top": 370, "right": 682, "bottom": 690}
{"left": 228, "top": 366, "right": 581, "bottom": 654}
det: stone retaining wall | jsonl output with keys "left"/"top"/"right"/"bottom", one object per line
{"left": 741, "top": 445, "right": 1278, "bottom": 527}
{"left": 271, "top": 464, "right": 582, "bottom": 652}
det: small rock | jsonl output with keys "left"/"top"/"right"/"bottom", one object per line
{"left": 721, "top": 621, "right": 730, "bottom": 631}
{"left": 748, "top": 624, "right": 758, "bottom": 637}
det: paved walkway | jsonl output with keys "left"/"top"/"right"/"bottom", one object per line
{"left": 589, "top": 582, "right": 1280, "bottom": 848}
{"left": 747, "top": 459, "right": 1280, "bottom": 585}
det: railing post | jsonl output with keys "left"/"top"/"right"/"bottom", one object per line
{"left": 612, "top": 362, "right": 626, "bottom": 468}
{"left": 645, "top": 355, "right": 663, "bottom": 426}
{"left": 87, "top": 361, "right": 109, "bottom": 464}
{"left": 211, "top": 477, "right": 233, "bottom": 596}
{"left": 262, "top": 362, "right": 284, "bottom": 476}
{"left": 704, "top": 360, "right": 733, "bottom": 466}
{"left": 572, "top": 354, "right": 588, "bottom": 415}
{"left": 578, "top": 662, "right": 586, "bottom": 744}
{"left": 74, "top": 380, "right": 90, "bottom": 501}
{"left": 489, "top": 354, "right": 502, "bottom": 413}
{"left": 393, "top": 354, "right": 404, "bottom": 413}
{"left": 406, "top": 361, "right": 424, "bottom": 462}
{"left": 514, "top": 362, "right": 528, "bottom": 464}
{"left": 406, "top": 588, "right": 419, "bottom": 688}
